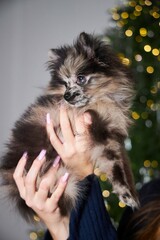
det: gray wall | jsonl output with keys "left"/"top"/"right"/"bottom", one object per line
{"left": 0, "top": 0, "right": 118, "bottom": 239}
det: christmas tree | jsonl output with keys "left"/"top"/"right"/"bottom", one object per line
{"left": 98, "top": 0, "right": 160, "bottom": 223}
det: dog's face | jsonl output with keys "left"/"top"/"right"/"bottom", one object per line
{"left": 48, "top": 32, "right": 133, "bottom": 108}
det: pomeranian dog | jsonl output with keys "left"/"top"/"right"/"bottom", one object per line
{"left": 0, "top": 32, "right": 139, "bottom": 221}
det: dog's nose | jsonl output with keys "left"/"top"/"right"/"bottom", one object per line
{"left": 64, "top": 92, "right": 72, "bottom": 101}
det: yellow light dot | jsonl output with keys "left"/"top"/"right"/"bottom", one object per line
{"left": 33, "top": 215, "right": 40, "bottom": 222}
{"left": 144, "top": 45, "right": 151, "bottom": 52}
{"left": 135, "top": 5, "right": 143, "bottom": 11}
{"left": 144, "top": 160, "right": 151, "bottom": 168}
{"left": 153, "top": 12, "right": 160, "bottom": 19}
{"left": 119, "top": 201, "right": 126, "bottom": 208}
{"left": 146, "top": 66, "right": 154, "bottom": 73}
{"left": 151, "top": 160, "right": 158, "bottom": 168}
{"left": 100, "top": 173, "right": 107, "bottom": 182}
{"left": 30, "top": 232, "right": 38, "bottom": 240}
{"left": 116, "top": 20, "right": 124, "bottom": 27}
{"left": 152, "top": 48, "right": 159, "bottom": 56}
{"left": 141, "top": 112, "right": 148, "bottom": 119}
{"left": 135, "top": 54, "right": 142, "bottom": 61}
{"left": 139, "top": 0, "right": 145, "bottom": 5}
{"left": 94, "top": 168, "right": 101, "bottom": 176}
{"left": 157, "top": 82, "right": 160, "bottom": 88}
{"left": 102, "top": 190, "right": 110, "bottom": 198}
{"left": 129, "top": 1, "right": 137, "bottom": 7}
{"left": 139, "top": 28, "right": 147, "bottom": 37}
{"left": 121, "top": 12, "right": 129, "bottom": 19}
{"left": 125, "top": 29, "right": 133, "bottom": 37}
{"left": 135, "top": 35, "right": 142, "bottom": 42}
{"left": 122, "top": 57, "right": 131, "bottom": 65}
{"left": 145, "top": 0, "right": 152, "bottom": 6}
{"left": 132, "top": 111, "right": 140, "bottom": 120}
{"left": 147, "top": 99, "right": 154, "bottom": 108}
{"left": 133, "top": 10, "right": 141, "bottom": 16}
{"left": 112, "top": 13, "right": 120, "bottom": 20}
{"left": 150, "top": 86, "right": 157, "bottom": 94}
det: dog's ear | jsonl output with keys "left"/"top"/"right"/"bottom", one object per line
{"left": 48, "top": 49, "right": 60, "bottom": 62}
{"left": 77, "top": 32, "right": 94, "bottom": 58}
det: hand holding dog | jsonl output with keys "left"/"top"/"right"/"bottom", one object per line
{"left": 13, "top": 106, "right": 93, "bottom": 240}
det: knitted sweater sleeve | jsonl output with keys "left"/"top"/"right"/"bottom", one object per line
{"left": 68, "top": 174, "right": 117, "bottom": 240}
{"left": 43, "top": 174, "right": 117, "bottom": 240}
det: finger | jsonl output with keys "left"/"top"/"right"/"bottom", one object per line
{"left": 48, "top": 172, "right": 69, "bottom": 211}
{"left": 25, "top": 149, "right": 46, "bottom": 198}
{"left": 13, "top": 152, "right": 28, "bottom": 199}
{"left": 46, "top": 113, "right": 63, "bottom": 155}
{"left": 35, "top": 155, "right": 61, "bottom": 201}
{"left": 74, "top": 114, "right": 87, "bottom": 135}
{"left": 59, "top": 105, "right": 74, "bottom": 142}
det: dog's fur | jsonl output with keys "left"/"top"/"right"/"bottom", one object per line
{"left": 0, "top": 32, "right": 139, "bottom": 221}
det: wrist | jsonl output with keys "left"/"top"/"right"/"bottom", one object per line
{"left": 47, "top": 217, "right": 69, "bottom": 240}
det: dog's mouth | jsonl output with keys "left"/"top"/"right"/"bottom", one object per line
{"left": 63, "top": 91, "right": 89, "bottom": 107}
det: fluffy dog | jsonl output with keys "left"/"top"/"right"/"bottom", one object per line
{"left": 0, "top": 32, "right": 139, "bottom": 221}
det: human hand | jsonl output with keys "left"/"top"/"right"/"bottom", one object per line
{"left": 46, "top": 105, "right": 94, "bottom": 179}
{"left": 13, "top": 152, "right": 69, "bottom": 240}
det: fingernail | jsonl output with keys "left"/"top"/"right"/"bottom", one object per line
{"left": 46, "top": 113, "right": 51, "bottom": 124}
{"left": 53, "top": 155, "right": 61, "bottom": 168}
{"left": 22, "top": 152, "right": 28, "bottom": 158}
{"left": 84, "top": 113, "right": 92, "bottom": 124}
{"left": 61, "top": 172, "right": 69, "bottom": 182}
{"left": 38, "top": 149, "right": 46, "bottom": 161}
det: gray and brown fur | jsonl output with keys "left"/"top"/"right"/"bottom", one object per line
{"left": 0, "top": 32, "right": 139, "bottom": 221}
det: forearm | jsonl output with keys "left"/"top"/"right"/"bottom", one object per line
{"left": 46, "top": 217, "right": 69, "bottom": 240}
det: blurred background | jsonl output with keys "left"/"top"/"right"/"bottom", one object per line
{"left": 0, "top": 0, "right": 160, "bottom": 239}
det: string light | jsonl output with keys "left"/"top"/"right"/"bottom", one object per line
{"left": 135, "top": 54, "right": 142, "bottom": 61}
{"left": 146, "top": 66, "right": 154, "bottom": 73}
{"left": 102, "top": 190, "right": 110, "bottom": 198}
{"left": 145, "top": 0, "right": 152, "bottom": 6}
{"left": 152, "top": 48, "right": 159, "bottom": 56}
{"left": 135, "top": 5, "right": 143, "bottom": 12}
{"left": 144, "top": 160, "right": 151, "bottom": 168}
{"left": 129, "top": 1, "right": 137, "bottom": 7}
{"left": 144, "top": 44, "right": 151, "bottom": 52}
{"left": 133, "top": 10, "right": 141, "bottom": 16}
{"left": 139, "top": 27, "right": 147, "bottom": 37}
{"left": 100, "top": 173, "right": 107, "bottom": 182}
{"left": 132, "top": 111, "right": 140, "bottom": 120}
{"left": 119, "top": 201, "right": 126, "bottom": 208}
{"left": 121, "top": 12, "right": 129, "bottom": 19}
{"left": 151, "top": 160, "right": 158, "bottom": 168}
{"left": 147, "top": 99, "right": 154, "bottom": 108}
{"left": 30, "top": 232, "right": 38, "bottom": 240}
{"left": 125, "top": 29, "right": 133, "bottom": 37}
{"left": 122, "top": 57, "right": 131, "bottom": 65}
{"left": 141, "top": 112, "right": 148, "bottom": 119}
{"left": 150, "top": 86, "right": 158, "bottom": 94}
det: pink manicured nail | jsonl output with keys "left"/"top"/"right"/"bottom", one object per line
{"left": 46, "top": 113, "right": 51, "bottom": 124}
{"left": 22, "top": 152, "right": 28, "bottom": 158}
{"left": 61, "top": 172, "right": 69, "bottom": 182}
{"left": 53, "top": 155, "right": 61, "bottom": 168}
{"left": 38, "top": 149, "right": 46, "bottom": 160}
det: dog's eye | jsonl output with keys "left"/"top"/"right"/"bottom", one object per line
{"left": 76, "top": 75, "right": 87, "bottom": 86}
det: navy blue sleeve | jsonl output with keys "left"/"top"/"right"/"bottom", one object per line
{"left": 43, "top": 174, "right": 117, "bottom": 240}
{"left": 69, "top": 174, "right": 117, "bottom": 240}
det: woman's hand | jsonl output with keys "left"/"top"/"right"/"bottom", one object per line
{"left": 13, "top": 152, "right": 69, "bottom": 240}
{"left": 46, "top": 105, "right": 94, "bottom": 179}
